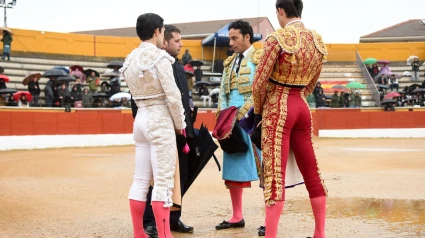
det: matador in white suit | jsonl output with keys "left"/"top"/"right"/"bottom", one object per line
{"left": 120, "top": 13, "right": 186, "bottom": 238}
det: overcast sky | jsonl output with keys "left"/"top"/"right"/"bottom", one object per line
{"left": 4, "top": 0, "right": 424, "bottom": 43}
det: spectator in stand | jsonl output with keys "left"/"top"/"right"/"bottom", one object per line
{"left": 1, "top": 31, "right": 12, "bottom": 61}
{"left": 411, "top": 57, "right": 421, "bottom": 81}
{"left": 194, "top": 66, "right": 203, "bottom": 82}
{"left": 82, "top": 88, "right": 92, "bottom": 108}
{"left": 18, "top": 94, "right": 29, "bottom": 107}
{"left": 306, "top": 93, "right": 316, "bottom": 108}
{"left": 389, "top": 74, "right": 399, "bottom": 91}
{"left": 0, "top": 94, "right": 6, "bottom": 106}
{"left": 87, "top": 71, "right": 98, "bottom": 94}
{"left": 121, "top": 97, "right": 130, "bottom": 107}
{"left": 350, "top": 91, "right": 362, "bottom": 108}
{"left": 422, "top": 79, "right": 425, "bottom": 88}
{"left": 111, "top": 98, "right": 121, "bottom": 108}
{"left": 70, "top": 85, "right": 82, "bottom": 104}
{"left": 58, "top": 83, "right": 70, "bottom": 107}
{"left": 100, "top": 81, "right": 110, "bottom": 94}
{"left": 313, "top": 82, "right": 324, "bottom": 98}
{"left": 331, "top": 91, "right": 340, "bottom": 108}
{"left": 0, "top": 78, "right": 6, "bottom": 89}
{"left": 377, "top": 74, "right": 388, "bottom": 85}
{"left": 28, "top": 76, "right": 40, "bottom": 107}
{"left": 109, "top": 77, "right": 121, "bottom": 96}
{"left": 72, "top": 78, "right": 83, "bottom": 92}
{"left": 182, "top": 49, "right": 192, "bottom": 66}
{"left": 339, "top": 92, "right": 348, "bottom": 108}
{"left": 315, "top": 90, "right": 326, "bottom": 108}
{"left": 198, "top": 84, "right": 211, "bottom": 107}
{"left": 44, "top": 77, "right": 55, "bottom": 107}
{"left": 184, "top": 69, "right": 195, "bottom": 108}
{"left": 371, "top": 63, "right": 379, "bottom": 79}
{"left": 366, "top": 64, "right": 373, "bottom": 76}
{"left": 6, "top": 94, "right": 17, "bottom": 106}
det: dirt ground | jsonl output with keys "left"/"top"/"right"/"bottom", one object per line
{"left": 0, "top": 138, "right": 424, "bottom": 238}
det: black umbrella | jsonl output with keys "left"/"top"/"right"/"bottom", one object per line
{"left": 83, "top": 69, "right": 100, "bottom": 77}
{"left": 102, "top": 71, "right": 120, "bottom": 78}
{"left": 210, "top": 81, "right": 221, "bottom": 86}
{"left": 408, "top": 84, "right": 421, "bottom": 91}
{"left": 195, "top": 81, "right": 211, "bottom": 87}
{"left": 107, "top": 61, "right": 123, "bottom": 69}
{"left": 412, "top": 88, "right": 425, "bottom": 93}
{"left": 56, "top": 75, "right": 77, "bottom": 82}
{"left": 188, "top": 60, "right": 204, "bottom": 67}
{"left": 380, "top": 99, "right": 397, "bottom": 105}
{"left": 377, "top": 84, "right": 390, "bottom": 89}
{"left": 92, "top": 92, "right": 108, "bottom": 98}
{"left": 42, "top": 68, "right": 68, "bottom": 78}
{"left": 0, "top": 88, "right": 17, "bottom": 94}
{"left": 183, "top": 123, "right": 220, "bottom": 195}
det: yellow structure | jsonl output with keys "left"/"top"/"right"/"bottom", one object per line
{"left": 4, "top": 28, "right": 425, "bottom": 62}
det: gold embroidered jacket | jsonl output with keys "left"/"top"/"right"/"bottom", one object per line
{"left": 252, "top": 21, "right": 327, "bottom": 114}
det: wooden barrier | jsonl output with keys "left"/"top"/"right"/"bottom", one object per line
{"left": 1, "top": 108, "right": 425, "bottom": 137}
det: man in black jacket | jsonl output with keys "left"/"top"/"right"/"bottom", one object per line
{"left": 131, "top": 24, "right": 194, "bottom": 238}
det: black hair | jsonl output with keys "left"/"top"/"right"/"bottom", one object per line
{"left": 275, "top": 0, "right": 303, "bottom": 18}
{"left": 164, "top": 25, "right": 181, "bottom": 42}
{"left": 136, "top": 13, "right": 164, "bottom": 41}
{"left": 228, "top": 20, "right": 254, "bottom": 44}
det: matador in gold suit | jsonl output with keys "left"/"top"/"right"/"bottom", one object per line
{"left": 252, "top": 15, "right": 328, "bottom": 238}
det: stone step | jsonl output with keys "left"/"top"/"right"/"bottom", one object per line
{"left": 8, "top": 57, "right": 109, "bottom": 68}
{"left": 1, "top": 62, "right": 110, "bottom": 76}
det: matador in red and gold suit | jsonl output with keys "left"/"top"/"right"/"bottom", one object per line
{"left": 252, "top": 16, "right": 328, "bottom": 238}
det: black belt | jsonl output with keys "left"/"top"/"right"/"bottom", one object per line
{"left": 268, "top": 78, "right": 306, "bottom": 89}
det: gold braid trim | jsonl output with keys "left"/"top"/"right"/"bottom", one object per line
{"left": 264, "top": 87, "right": 290, "bottom": 206}
{"left": 224, "top": 54, "right": 237, "bottom": 67}
{"left": 310, "top": 30, "right": 328, "bottom": 63}
{"left": 269, "top": 26, "right": 301, "bottom": 54}
{"left": 252, "top": 49, "right": 264, "bottom": 65}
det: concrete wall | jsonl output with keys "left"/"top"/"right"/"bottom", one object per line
{"left": 4, "top": 28, "right": 425, "bottom": 61}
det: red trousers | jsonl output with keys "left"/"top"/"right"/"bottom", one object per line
{"left": 262, "top": 86, "right": 327, "bottom": 205}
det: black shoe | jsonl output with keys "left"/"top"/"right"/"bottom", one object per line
{"left": 170, "top": 219, "right": 194, "bottom": 233}
{"left": 144, "top": 226, "right": 158, "bottom": 238}
{"left": 215, "top": 219, "right": 245, "bottom": 230}
{"left": 258, "top": 226, "right": 266, "bottom": 236}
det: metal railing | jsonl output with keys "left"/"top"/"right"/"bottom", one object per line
{"left": 355, "top": 51, "right": 380, "bottom": 106}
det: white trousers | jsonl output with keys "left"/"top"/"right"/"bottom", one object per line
{"left": 200, "top": 95, "right": 212, "bottom": 107}
{"left": 128, "top": 104, "right": 176, "bottom": 207}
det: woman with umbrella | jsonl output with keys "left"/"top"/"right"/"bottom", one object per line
{"left": 1, "top": 29, "right": 13, "bottom": 61}
{"left": 371, "top": 63, "right": 379, "bottom": 79}
{"left": 24, "top": 72, "right": 42, "bottom": 106}
{"left": 14, "top": 92, "right": 32, "bottom": 108}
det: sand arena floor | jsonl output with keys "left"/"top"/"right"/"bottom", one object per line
{"left": 0, "top": 138, "right": 424, "bottom": 238}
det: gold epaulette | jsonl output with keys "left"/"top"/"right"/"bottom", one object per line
{"left": 268, "top": 26, "right": 301, "bottom": 54}
{"left": 251, "top": 48, "right": 264, "bottom": 65}
{"left": 310, "top": 30, "right": 328, "bottom": 62}
{"left": 224, "top": 53, "right": 237, "bottom": 67}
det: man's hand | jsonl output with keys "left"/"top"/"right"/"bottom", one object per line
{"left": 175, "top": 129, "right": 183, "bottom": 135}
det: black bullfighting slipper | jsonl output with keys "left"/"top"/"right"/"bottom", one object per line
{"left": 257, "top": 226, "right": 266, "bottom": 236}
{"left": 215, "top": 219, "right": 245, "bottom": 230}
{"left": 144, "top": 226, "right": 158, "bottom": 238}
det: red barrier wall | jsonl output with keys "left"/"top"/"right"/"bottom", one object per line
{"left": 1, "top": 108, "right": 425, "bottom": 136}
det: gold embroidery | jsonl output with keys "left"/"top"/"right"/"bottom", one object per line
{"left": 252, "top": 49, "right": 264, "bottom": 65}
{"left": 237, "top": 96, "right": 253, "bottom": 120}
{"left": 224, "top": 54, "right": 237, "bottom": 67}
{"left": 238, "top": 67, "right": 251, "bottom": 75}
{"left": 240, "top": 59, "right": 248, "bottom": 67}
{"left": 237, "top": 75, "right": 251, "bottom": 85}
{"left": 237, "top": 84, "right": 252, "bottom": 94}
{"left": 263, "top": 86, "right": 290, "bottom": 206}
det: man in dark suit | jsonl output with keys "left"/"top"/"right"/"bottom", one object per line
{"left": 131, "top": 24, "right": 194, "bottom": 238}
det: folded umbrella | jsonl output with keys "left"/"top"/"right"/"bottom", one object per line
{"left": 184, "top": 123, "right": 220, "bottom": 196}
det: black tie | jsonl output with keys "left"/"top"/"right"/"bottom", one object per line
{"left": 236, "top": 54, "right": 244, "bottom": 74}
